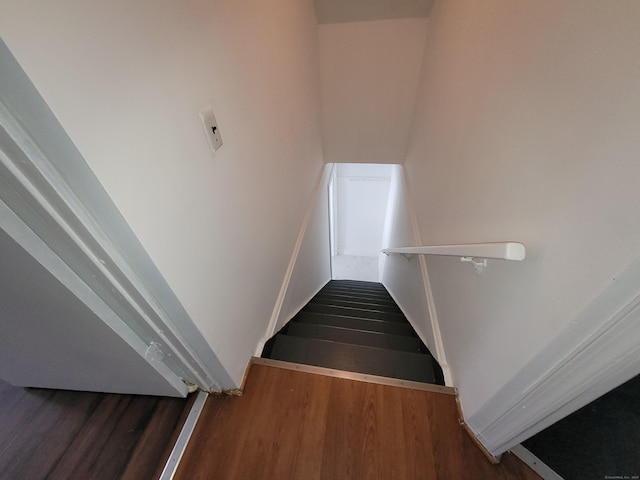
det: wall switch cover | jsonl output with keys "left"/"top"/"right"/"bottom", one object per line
{"left": 199, "top": 107, "right": 223, "bottom": 154}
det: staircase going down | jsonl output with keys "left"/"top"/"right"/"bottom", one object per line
{"left": 262, "top": 280, "right": 444, "bottom": 385}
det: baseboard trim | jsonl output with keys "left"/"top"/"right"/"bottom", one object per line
{"left": 417, "top": 253, "right": 451, "bottom": 385}
{"left": 510, "top": 444, "right": 564, "bottom": 480}
{"left": 455, "top": 396, "right": 501, "bottom": 464}
{"left": 462, "top": 422, "right": 502, "bottom": 464}
{"left": 402, "top": 168, "right": 451, "bottom": 385}
{"left": 158, "top": 390, "right": 208, "bottom": 480}
{"left": 251, "top": 357, "right": 457, "bottom": 395}
{"left": 261, "top": 164, "right": 331, "bottom": 352}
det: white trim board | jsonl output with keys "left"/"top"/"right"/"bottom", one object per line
{"left": 0, "top": 200, "right": 188, "bottom": 397}
{"left": 467, "top": 254, "right": 640, "bottom": 456}
{"left": 0, "top": 39, "right": 234, "bottom": 392}
{"left": 388, "top": 166, "right": 451, "bottom": 385}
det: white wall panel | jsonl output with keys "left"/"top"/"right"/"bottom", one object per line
{"left": 0, "top": 0, "right": 324, "bottom": 386}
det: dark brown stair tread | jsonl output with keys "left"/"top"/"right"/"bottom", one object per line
{"left": 330, "top": 280, "right": 386, "bottom": 290}
{"left": 295, "top": 312, "right": 414, "bottom": 336}
{"left": 321, "top": 284, "right": 391, "bottom": 299}
{"left": 261, "top": 279, "right": 443, "bottom": 386}
{"left": 303, "top": 304, "right": 406, "bottom": 322}
{"left": 309, "top": 297, "right": 402, "bottom": 313}
{"left": 270, "top": 335, "right": 436, "bottom": 384}
{"left": 312, "top": 291, "right": 398, "bottom": 306}
{"left": 286, "top": 322, "right": 423, "bottom": 353}
{"left": 322, "top": 282, "right": 390, "bottom": 293}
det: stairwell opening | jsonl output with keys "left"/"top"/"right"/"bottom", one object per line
{"left": 328, "top": 163, "right": 394, "bottom": 283}
{"left": 259, "top": 162, "right": 445, "bottom": 387}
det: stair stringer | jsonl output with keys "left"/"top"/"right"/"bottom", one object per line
{"left": 380, "top": 165, "right": 451, "bottom": 385}
{"left": 257, "top": 164, "right": 333, "bottom": 355}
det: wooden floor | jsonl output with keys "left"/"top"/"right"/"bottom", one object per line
{"left": 0, "top": 379, "right": 194, "bottom": 480}
{"left": 176, "top": 364, "right": 540, "bottom": 479}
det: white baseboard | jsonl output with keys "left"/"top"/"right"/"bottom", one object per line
{"left": 403, "top": 169, "right": 451, "bottom": 386}
{"left": 260, "top": 164, "right": 330, "bottom": 354}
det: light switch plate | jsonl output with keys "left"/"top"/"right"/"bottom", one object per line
{"left": 199, "top": 107, "right": 223, "bottom": 154}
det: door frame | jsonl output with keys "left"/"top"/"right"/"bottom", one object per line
{"left": 0, "top": 40, "right": 234, "bottom": 393}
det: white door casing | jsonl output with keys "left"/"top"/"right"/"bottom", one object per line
{"left": 0, "top": 39, "right": 234, "bottom": 395}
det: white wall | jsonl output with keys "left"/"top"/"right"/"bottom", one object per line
{"left": 0, "top": 0, "right": 324, "bottom": 386}
{"left": 318, "top": 18, "right": 428, "bottom": 163}
{"left": 271, "top": 164, "right": 332, "bottom": 335}
{"left": 405, "top": 0, "right": 640, "bottom": 420}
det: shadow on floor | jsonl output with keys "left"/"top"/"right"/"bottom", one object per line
{"left": 523, "top": 373, "right": 640, "bottom": 480}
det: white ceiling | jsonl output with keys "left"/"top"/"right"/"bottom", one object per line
{"left": 315, "top": 0, "right": 434, "bottom": 24}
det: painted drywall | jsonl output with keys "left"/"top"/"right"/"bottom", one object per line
{"left": 0, "top": 0, "right": 324, "bottom": 386}
{"left": 318, "top": 18, "right": 428, "bottom": 163}
{"left": 380, "top": 165, "right": 439, "bottom": 365}
{"left": 272, "top": 164, "right": 332, "bottom": 335}
{"left": 405, "top": 0, "right": 640, "bottom": 421}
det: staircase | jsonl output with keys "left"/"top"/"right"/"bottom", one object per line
{"left": 262, "top": 280, "right": 444, "bottom": 385}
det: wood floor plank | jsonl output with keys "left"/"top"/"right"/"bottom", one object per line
{"left": 0, "top": 382, "right": 30, "bottom": 435}
{"left": 1, "top": 390, "right": 100, "bottom": 479}
{"left": 176, "top": 364, "right": 542, "bottom": 480}
{"left": 399, "top": 385, "right": 439, "bottom": 479}
{"left": 89, "top": 397, "right": 158, "bottom": 479}
{"left": 237, "top": 368, "right": 329, "bottom": 479}
{"left": 358, "top": 382, "right": 383, "bottom": 479}
{"left": 427, "top": 390, "right": 468, "bottom": 479}
{"left": 287, "top": 372, "right": 331, "bottom": 480}
{"left": 0, "top": 390, "right": 68, "bottom": 479}
{"left": 269, "top": 369, "right": 331, "bottom": 478}
{"left": 214, "top": 367, "right": 275, "bottom": 478}
{"left": 141, "top": 394, "right": 198, "bottom": 480}
{"left": 0, "top": 389, "right": 56, "bottom": 461}
{"left": 319, "top": 378, "right": 366, "bottom": 479}
{"left": 177, "top": 388, "right": 258, "bottom": 478}
{"left": 232, "top": 369, "right": 293, "bottom": 479}
{"left": 0, "top": 379, "right": 193, "bottom": 480}
{"left": 47, "top": 395, "right": 131, "bottom": 479}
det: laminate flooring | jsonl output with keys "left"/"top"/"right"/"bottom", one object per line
{"left": 0, "top": 378, "right": 193, "bottom": 480}
{"left": 176, "top": 363, "right": 541, "bottom": 479}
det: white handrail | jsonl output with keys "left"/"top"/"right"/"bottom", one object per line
{"left": 382, "top": 242, "right": 526, "bottom": 261}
